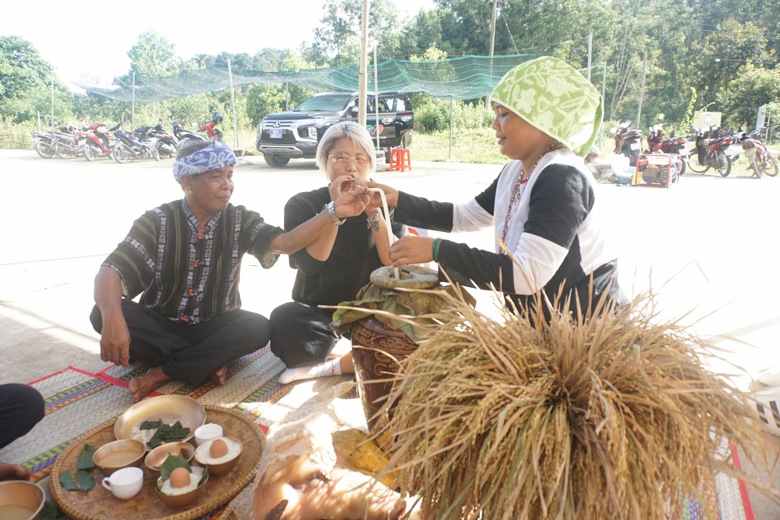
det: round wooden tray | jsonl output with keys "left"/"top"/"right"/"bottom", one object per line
{"left": 50, "top": 405, "right": 264, "bottom": 520}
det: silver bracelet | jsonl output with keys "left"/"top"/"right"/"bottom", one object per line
{"left": 367, "top": 212, "right": 381, "bottom": 231}
{"left": 326, "top": 201, "right": 346, "bottom": 226}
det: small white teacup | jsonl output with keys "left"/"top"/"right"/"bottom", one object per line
{"left": 102, "top": 466, "right": 143, "bottom": 500}
{"left": 194, "top": 423, "right": 223, "bottom": 446}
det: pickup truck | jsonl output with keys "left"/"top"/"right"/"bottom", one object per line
{"left": 256, "top": 92, "right": 414, "bottom": 167}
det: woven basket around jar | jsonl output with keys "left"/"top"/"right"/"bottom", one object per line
{"left": 50, "top": 404, "right": 264, "bottom": 520}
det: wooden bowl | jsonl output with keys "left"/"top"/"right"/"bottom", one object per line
{"left": 154, "top": 466, "right": 208, "bottom": 509}
{"left": 0, "top": 481, "right": 45, "bottom": 520}
{"left": 92, "top": 439, "right": 145, "bottom": 477}
{"left": 144, "top": 442, "right": 196, "bottom": 474}
{"left": 194, "top": 437, "right": 243, "bottom": 476}
{"left": 114, "top": 395, "right": 206, "bottom": 448}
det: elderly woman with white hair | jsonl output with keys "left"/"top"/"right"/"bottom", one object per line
{"left": 269, "top": 122, "right": 405, "bottom": 384}
{"left": 90, "top": 139, "right": 371, "bottom": 401}
{"left": 371, "top": 56, "right": 625, "bottom": 317}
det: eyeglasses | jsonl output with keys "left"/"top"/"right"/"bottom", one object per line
{"left": 329, "top": 153, "right": 371, "bottom": 166}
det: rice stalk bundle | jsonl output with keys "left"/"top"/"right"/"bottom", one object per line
{"left": 378, "top": 290, "right": 778, "bottom": 519}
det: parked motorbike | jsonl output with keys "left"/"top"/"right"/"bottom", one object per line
{"left": 199, "top": 111, "right": 224, "bottom": 141}
{"left": 149, "top": 123, "right": 178, "bottom": 159}
{"left": 612, "top": 121, "right": 642, "bottom": 166}
{"left": 52, "top": 125, "right": 88, "bottom": 159}
{"left": 687, "top": 130, "right": 735, "bottom": 176}
{"left": 32, "top": 131, "right": 56, "bottom": 159}
{"left": 741, "top": 133, "right": 778, "bottom": 178}
{"left": 83, "top": 122, "right": 118, "bottom": 161}
{"left": 646, "top": 123, "right": 688, "bottom": 175}
{"left": 173, "top": 122, "right": 208, "bottom": 150}
{"left": 112, "top": 124, "right": 160, "bottom": 163}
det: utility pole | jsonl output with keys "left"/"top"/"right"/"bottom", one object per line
{"left": 587, "top": 31, "right": 592, "bottom": 81}
{"left": 358, "top": 0, "right": 370, "bottom": 127}
{"left": 486, "top": 0, "right": 498, "bottom": 108}
{"left": 636, "top": 53, "right": 647, "bottom": 128}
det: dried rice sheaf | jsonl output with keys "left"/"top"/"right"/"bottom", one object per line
{"left": 377, "top": 290, "right": 780, "bottom": 520}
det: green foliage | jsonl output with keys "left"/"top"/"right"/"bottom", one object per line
{"left": 412, "top": 128, "right": 505, "bottom": 164}
{"left": 127, "top": 31, "right": 180, "bottom": 78}
{"left": 245, "top": 51, "right": 315, "bottom": 125}
{"left": 0, "top": 36, "right": 73, "bottom": 125}
{"left": 718, "top": 63, "right": 780, "bottom": 127}
{"left": 679, "top": 87, "right": 698, "bottom": 136}
{"left": 307, "top": 0, "right": 403, "bottom": 66}
{"left": 2, "top": 0, "right": 780, "bottom": 139}
{"left": 414, "top": 97, "right": 493, "bottom": 133}
{"left": 688, "top": 19, "right": 775, "bottom": 109}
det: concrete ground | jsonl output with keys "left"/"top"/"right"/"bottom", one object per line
{"left": 0, "top": 149, "right": 778, "bottom": 516}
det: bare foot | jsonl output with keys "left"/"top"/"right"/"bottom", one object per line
{"left": 213, "top": 365, "right": 228, "bottom": 385}
{"left": 128, "top": 367, "right": 171, "bottom": 402}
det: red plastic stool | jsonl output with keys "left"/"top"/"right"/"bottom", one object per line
{"left": 389, "top": 148, "right": 411, "bottom": 172}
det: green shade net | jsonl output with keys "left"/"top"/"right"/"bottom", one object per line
{"left": 76, "top": 53, "right": 549, "bottom": 102}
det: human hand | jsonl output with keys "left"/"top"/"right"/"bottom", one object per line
{"left": 328, "top": 175, "right": 357, "bottom": 202}
{"left": 0, "top": 462, "right": 31, "bottom": 481}
{"left": 388, "top": 236, "right": 435, "bottom": 266}
{"left": 366, "top": 182, "right": 399, "bottom": 207}
{"left": 333, "top": 180, "right": 370, "bottom": 218}
{"left": 100, "top": 313, "right": 131, "bottom": 367}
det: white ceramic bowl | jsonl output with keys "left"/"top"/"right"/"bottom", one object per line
{"left": 194, "top": 423, "right": 223, "bottom": 446}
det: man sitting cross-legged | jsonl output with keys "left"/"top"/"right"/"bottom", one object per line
{"left": 91, "top": 140, "right": 370, "bottom": 401}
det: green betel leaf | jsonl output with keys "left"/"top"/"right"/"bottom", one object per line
{"left": 160, "top": 454, "right": 191, "bottom": 481}
{"left": 59, "top": 471, "right": 79, "bottom": 491}
{"left": 76, "top": 443, "right": 97, "bottom": 470}
{"left": 198, "top": 465, "right": 209, "bottom": 486}
{"left": 146, "top": 421, "right": 190, "bottom": 448}
{"left": 140, "top": 419, "right": 163, "bottom": 430}
{"left": 41, "top": 500, "right": 61, "bottom": 519}
{"left": 74, "top": 470, "right": 95, "bottom": 492}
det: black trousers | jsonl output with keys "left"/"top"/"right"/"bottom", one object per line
{"left": 90, "top": 301, "right": 270, "bottom": 385}
{"left": 0, "top": 383, "right": 45, "bottom": 449}
{"left": 269, "top": 302, "right": 340, "bottom": 368}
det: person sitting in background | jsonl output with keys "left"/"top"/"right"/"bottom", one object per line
{"left": 91, "top": 140, "right": 370, "bottom": 401}
{"left": 370, "top": 56, "right": 624, "bottom": 318}
{"left": 270, "top": 122, "right": 405, "bottom": 384}
{"left": 0, "top": 383, "right": 44, "bottom": 480}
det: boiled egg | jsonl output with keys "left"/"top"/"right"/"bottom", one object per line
{"left": 210, "top": 438, "right": 228, "bottom": 459}
{"left": 160, "top": 466, "right": 203, "bottom": 496}
{"left": 170, "top": 467, "right": 190, "bottom": 488}
{"left": 196, "top": 437, "right": 241, "bottom": 465}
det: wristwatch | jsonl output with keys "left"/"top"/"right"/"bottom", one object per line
{"left": 324, "top": 201, "right": 346, "bottom": 226}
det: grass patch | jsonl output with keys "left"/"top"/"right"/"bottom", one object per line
{"left": 410, "top": 129, "right": 505, "bottom": 164}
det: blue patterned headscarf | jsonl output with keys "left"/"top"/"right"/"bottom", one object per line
{"left": 173, "top": 141, "right": 237, "bottom": 182}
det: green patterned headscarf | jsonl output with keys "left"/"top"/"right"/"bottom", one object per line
{"left": 491, "top": 56, "right": 602, "bottom": 156}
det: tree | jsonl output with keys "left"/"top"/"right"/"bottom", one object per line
{"left": 127, "top": 31, "right": 180, "bottom": 78}
{"left": 245, "top": 51, "right": 314, "bottom": 126}
{"left": 688, "top": 20, "right": 775, "bottom": 109}
{"left": 0, "top": 36, "right": 72, "bottom": 125}
{"left": 306, "top": 0, "right": 403, "bottom": 66}
{"left": 718, "top": 63, "right": 780, "bottom": 128}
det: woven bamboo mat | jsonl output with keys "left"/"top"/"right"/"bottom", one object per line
{"left": 5, "top": 351, "right": 748, "bottom": 519}
{"left": 0, "top": 367, "right": 134, "bottom": 481}
{"left": 0, "top": 348, "right": 355, "bottom": 498}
